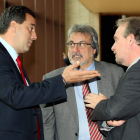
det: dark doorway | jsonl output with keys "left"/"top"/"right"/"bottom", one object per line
{"left": 101, "top": 15, "right": 120, "bottom": 63}
{"left": 100, "top": 15, "right": 127, "bottom": 70}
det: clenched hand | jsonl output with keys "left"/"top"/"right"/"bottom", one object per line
{"left": 84, "top": 93, "right": 107, "bottom": 109}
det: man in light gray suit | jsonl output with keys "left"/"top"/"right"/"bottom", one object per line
{"left": 41, "top": 24, "right": 124, "bottom": 140}
{"left": 85, "top": 17, "right": 140, "bottom": 140}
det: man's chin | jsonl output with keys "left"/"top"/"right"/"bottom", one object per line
{"left": 70, "top": 59, "right": 82, "bottom": 65}
{"left": 116, "top": 59, "right": 123, "bottom": 65}
{"left": 24, "top": 48, "right": 30, "bottom": 53}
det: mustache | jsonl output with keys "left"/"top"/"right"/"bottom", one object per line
{"left": 72, "top": 52, "right": 83, "bottom": 58}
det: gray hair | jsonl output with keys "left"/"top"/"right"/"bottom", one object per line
{"left": 116, "top": 17, "right": 140, "bottom": 44}
{"left": 67, "top": 24, "right": 99, "bottom": 58}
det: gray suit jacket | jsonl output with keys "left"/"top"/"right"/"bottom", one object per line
{"left": 92, "top": 60, "right": 140, "bottom": 140}
{"left": 41, "top": 60, "right": 124, "bottom": 140}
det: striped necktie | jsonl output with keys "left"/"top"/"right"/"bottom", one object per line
{"left": 82, "top": 81, "right": 103, "bottom": 140}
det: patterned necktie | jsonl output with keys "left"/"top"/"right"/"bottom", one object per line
{"left": 16, "top": 56, "right": 40, "bottom": 140}
{"left": 82, "top": 81, "right": 103, "bottom": 140}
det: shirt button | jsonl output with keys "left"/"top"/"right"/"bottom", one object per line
{"left": 75, "top": 133, "right": 78, "bottom": 136}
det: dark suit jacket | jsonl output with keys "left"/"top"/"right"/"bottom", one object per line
{"left": 92, "top": 59, "right": 140, "bottom": 140}
{"left": 41, "top": 60, "right": 124, "bottom": 140}
{"left": 0, "top": 42, "right": 67, "bottom": 140}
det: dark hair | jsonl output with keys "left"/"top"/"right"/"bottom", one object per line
{"left": 67, "top": 24, "right": 99, "bottom": 58}
{"left": 0, "top": 5, "right": 36, "bottom": 34}
{"left": 116, "top": 17, "right": 140, "bottom": 44}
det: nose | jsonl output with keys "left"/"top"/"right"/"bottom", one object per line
{"left": 73, "top": 44, "right": 79, "bottom": 52}
{"left": 31, "top": 31, "right": 37, "bottom": 40}
{"left": 111, "top": 43, "right": 115, "bottom": 51}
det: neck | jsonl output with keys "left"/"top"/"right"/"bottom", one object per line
{"left": 0, "top": 34, "right": 13, "bottom": 46}
{"left": 80, "top": 59, "right": 94, "bottom": 70}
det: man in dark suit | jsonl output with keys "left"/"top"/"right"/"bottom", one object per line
{"left": 0, "top": 6, "right": 100, "bottom": 140}
{"left": 85, "top": 17, "right": 140, "bottom": 140}
{"left": 41, "top": 24, "right": 124, "bottom": 140}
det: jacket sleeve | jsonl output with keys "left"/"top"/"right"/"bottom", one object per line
{"left": 92, "top": 65, "right": 140, "bottom": 121}
{"left": 0, "top": 53, "right": 67, "bottom": 109}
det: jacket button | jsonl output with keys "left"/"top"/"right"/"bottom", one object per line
{"left": 75, "top": 133, "right": 78, "bottom": 136}
{"left": 33, "top": 113, "right": 36, "bottom": 116}
{"left": 34, "top": 131, "right": 37, "bottom": 134}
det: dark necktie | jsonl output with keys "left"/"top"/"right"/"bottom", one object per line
{"left": 16, "top": 56, "right": 40, "bottom": 140}
{"left": 82, "top": 81, "right": 103, "bottom": 140}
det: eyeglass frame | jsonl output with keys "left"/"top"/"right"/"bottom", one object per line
{"left": 66, "top": 41, "right": 91, "bottom": 49}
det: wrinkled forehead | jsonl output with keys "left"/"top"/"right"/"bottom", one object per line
{"left": 69, "top": 32, "right": 91, "bottom": 40}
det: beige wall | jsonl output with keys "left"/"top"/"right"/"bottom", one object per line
{"left": 65, "top": 0, "right": 100, "bottom": 60}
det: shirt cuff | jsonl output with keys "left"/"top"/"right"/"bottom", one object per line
{"left": 100, "top": 121, "right": 115, "bottom": 131}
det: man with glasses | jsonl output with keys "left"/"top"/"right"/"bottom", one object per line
{"left": 41, "top": 24, "right": 124, "bottom": 140}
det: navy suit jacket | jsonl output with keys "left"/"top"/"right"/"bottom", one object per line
{"left": 0, "top": 42, "right": 67, "bottom": 140}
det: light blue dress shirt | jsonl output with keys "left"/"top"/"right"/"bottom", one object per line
{"left": 74, "top": 61, "right": 101, "bottom": 140}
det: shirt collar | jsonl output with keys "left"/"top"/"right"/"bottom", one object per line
{"left": 77, "top": 60, "right": 95, "bottom": 71}
{"left": 127, "top": 57, "right": 140, "bottom": 71}
{"left": 86, "top": 60, "right": 95, "bottom": 71}
{"left": 0, "top": 37, "right": 18, "bottom": 61}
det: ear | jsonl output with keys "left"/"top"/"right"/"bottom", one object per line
{"left": 10, "top": 21, "right": 18, "bottom": 33}
{"left": 93, "top": 49, "right": 96, "bottom": 55}
{"left": 127, "top": 34, "right": 135, "bottom": 46}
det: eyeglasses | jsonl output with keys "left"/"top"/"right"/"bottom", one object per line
{"left": 67, "top": 41, "right": 91, "bottom": 49}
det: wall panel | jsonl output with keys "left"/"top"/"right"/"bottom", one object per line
{"left": 60, "top": 0, "right": 65, "bottom": 66}
{"left": 35, "top": 0, "right": 46, "bottom": 82}
{"left": 46, "top": 0, "right": 54, "bottom": 73}
{"left": 54, "top": 0, "right": 60, "bottom": 69}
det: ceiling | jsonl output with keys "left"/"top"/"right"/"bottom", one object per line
{"left": 78, "top": 0, "right": 140, "bottom": 15}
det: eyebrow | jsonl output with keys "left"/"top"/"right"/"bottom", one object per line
{"left": 30, "top": 23, "right": 36, "bottom": 27}
{"left": 69, "top": 40, "right": 86, "bottom": 42}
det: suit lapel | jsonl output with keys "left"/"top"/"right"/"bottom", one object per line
{"left": 23, "top": 68, "right": 30, "bottom": 85}
{"left": 0, "top": 42, "right": 27, "bottom": 85}
{"left": 57, "top": 68, "right": 79, "bottom": 127}
{"left": 66, "top": 84, "right": 79, "bottom": 127}
{"left": 94, "top": 60, "right": 109, "bottom": 97}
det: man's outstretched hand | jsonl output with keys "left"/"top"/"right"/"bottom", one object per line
{"left": 62, "top": 61, "right": 101, "bottom": 84}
